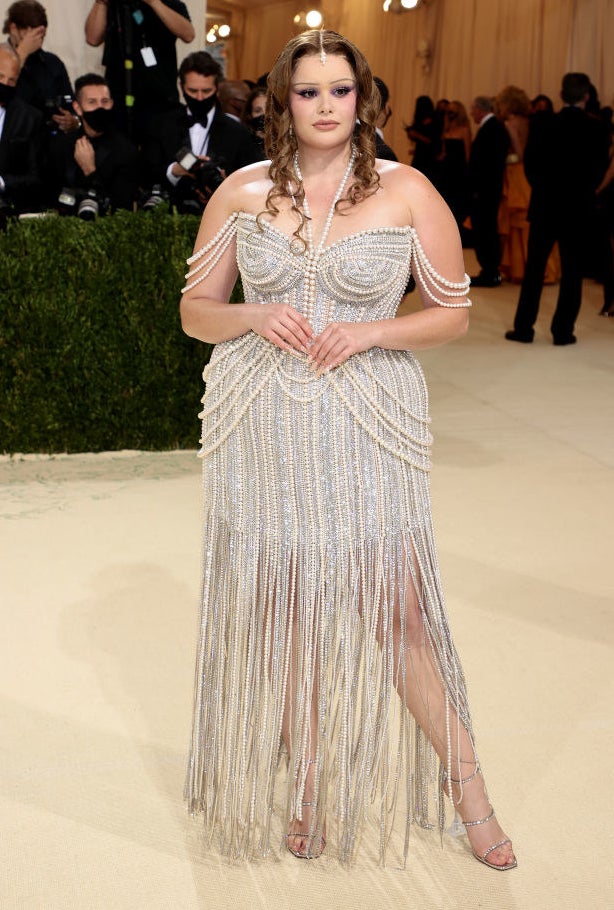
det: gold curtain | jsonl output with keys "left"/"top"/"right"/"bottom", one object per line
{"left": 230, "top": 0, "right": 614, "bottom": 164}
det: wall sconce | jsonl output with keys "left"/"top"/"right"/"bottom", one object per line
{"left": 293, "top": 9, "right": 324, "bottom": 29}
{"left": 416, "top": 38, "right": 432, "bottom": 74}
{"left": 206, "top": 22, "right": 231, "bottom": 43}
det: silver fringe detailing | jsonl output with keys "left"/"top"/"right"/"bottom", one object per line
{"left": 184, "top": 212, "right": 475, "bottom": 866}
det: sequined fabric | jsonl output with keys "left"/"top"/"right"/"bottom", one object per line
{"left": 184, "top": 213, "right": 473, "bottom": 866}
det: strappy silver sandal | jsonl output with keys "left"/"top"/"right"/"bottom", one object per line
{"left": 286, "top": 759, "right": 327, "bottom": 859}
{"left": 443, "top": 763, "right": 517, "bottom": 871}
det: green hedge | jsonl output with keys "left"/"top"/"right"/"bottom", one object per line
{"left": 0, "top": 209, "right": 240, "bottom": 454}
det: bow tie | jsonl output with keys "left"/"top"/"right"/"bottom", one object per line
{"left": 187, "top": 113, "right": 209, "bottom": 128}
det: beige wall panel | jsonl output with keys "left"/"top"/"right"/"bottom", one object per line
{"left": 38, "top": 0, "right": 207, "bottom": 87}
{"left": 24, "top": 0, "right": 614, "bottom": 163}
{"left": 235, "top": 0, "right": 613, "bottom": 164}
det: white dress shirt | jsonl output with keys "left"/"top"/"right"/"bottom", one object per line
{"left": 166, "top": 105, "right": 216, "bottom": 186}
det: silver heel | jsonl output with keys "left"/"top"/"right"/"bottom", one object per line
{"left": 286, "top": 759, "right": 327, "bottom": 860}
{"left": 442, "top": 763, "right": 517, "bottom": 871}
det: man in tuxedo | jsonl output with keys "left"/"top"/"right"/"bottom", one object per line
{"left": 141, "top": 51, "right": 263, "bottom": 214}
{"left": 505, "top": 72, "right": 610, "bottom": 345}
{"left": 468, "top": 95, "right": 509, "bottom": 286}
{"left": 0, "top": 43, "right": 43, "bottom": 221}
{"left": 46, "top": 73, "right": 139, "bottom": 214}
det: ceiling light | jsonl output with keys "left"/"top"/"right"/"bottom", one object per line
{"left": 305, "top": 10, "right": 323, "bottom": 27}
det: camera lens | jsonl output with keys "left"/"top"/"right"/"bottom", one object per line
{"left": 77, "top": 190, "right": 100, "bottom": 221}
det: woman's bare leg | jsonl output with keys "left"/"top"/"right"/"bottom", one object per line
{"left": 393, "top": 573, "right": 516, "bottom": 868}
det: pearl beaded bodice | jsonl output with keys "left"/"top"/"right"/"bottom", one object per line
{"left": 236, "top": 214, "right": 416, "bottom": 332}
{"left": 183, "top": 211, "right": 471, "bottom": 335}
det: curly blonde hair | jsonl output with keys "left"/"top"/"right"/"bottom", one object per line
{"left": 261, "top": 30, "right": 381, "bottom": 248}
{"left": 496, "top": 85, "right": 531, "bottom": 118}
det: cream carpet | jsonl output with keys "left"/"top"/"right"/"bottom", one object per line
{"left": 2, "top": 256, "right": 613, "bottom": 909}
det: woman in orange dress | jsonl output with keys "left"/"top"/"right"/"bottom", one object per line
{"left": 496, "top": 85, "right": 559, "bottom": 284}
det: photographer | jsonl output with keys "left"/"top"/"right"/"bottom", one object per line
{"left": 2, "top": 1, "right": 77, "bottom": 133}
{"left": 85, "top": 0, "right": 194, "bottom": 141}
{"left": 46, "top": 73, "right": 138, "bottom": 215}
{"left": 0, "top": 42, "right": 44, "bottom": 224}
{"left": 141, "top": 51, "right": 263, "bottom": 214}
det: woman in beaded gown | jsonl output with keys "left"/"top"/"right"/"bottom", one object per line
{"left": 180, "top": 30, "right": 516, "bottom": 872}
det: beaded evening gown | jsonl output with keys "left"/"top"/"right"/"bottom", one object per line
{"left": 183, "top": 209, "right": 474, "bottom": 866}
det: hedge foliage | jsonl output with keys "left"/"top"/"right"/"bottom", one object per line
{"left": 0, "top": 209, "right": 240, "bottom": 454}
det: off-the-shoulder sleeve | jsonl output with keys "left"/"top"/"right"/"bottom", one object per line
{"left": 409, "top": 227, "right": 472, "bottom": 308}
{"left": 182, "top": 213, "right": 239, "bottom": 293}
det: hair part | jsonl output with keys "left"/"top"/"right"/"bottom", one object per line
{"left": 261, "top": 29, "right": 380, "bottom": 248}
{"left": 3, "top": 0, "right": 47, "bottom": 33}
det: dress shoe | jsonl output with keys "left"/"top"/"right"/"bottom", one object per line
{"left": 505, "top": 330, "right": 533, "bottom": 343}
{"left": 470, "top": 272, "right": 502, "bottom": 287}
{"left": 553, "top": 335, "right": 577, "bottom": 345}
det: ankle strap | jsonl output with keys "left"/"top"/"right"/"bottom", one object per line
{"left": 446, "top": 761, "right": 481, "bottom": 786}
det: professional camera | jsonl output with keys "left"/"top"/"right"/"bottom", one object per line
{"left": 43, "top": 94, "right": 74, "bottom": 129}
{"left": 56, "top": 187, "right": 109, "bottom": 220}
{"left": 141, "top": 183, "right": 170, "bottom": 212}
{"left": 175, "top": 146, "right": 226, "bottom": 197}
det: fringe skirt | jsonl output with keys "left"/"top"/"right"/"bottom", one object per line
{"left": 184, "top": 334, "right": 473, "bottom": 866}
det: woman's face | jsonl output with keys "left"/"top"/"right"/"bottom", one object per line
{"left": 250, "top": 94, "right": 266, "bottom": 119}
{"left": 289, "top": 52, "right": 357, "bottom": 152}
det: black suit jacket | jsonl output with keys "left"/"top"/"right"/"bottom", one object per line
{"left": 143, "top": 102, "right": 264, "bottom": 189}
{"left": 46, "top": 127, "right": 139, "bottom": 211}
{"left": 524, "top": 106, "right": 609, "bottom": 224}
{"left": 14, "top": 48, "right": 73, "bottom": 114}
{"left": 0, "top": 97, "right": 44, "bottom": 211}
{"left": 469, "top": 114, "right": 509, "bottom": 202}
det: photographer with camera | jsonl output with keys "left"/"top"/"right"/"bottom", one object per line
{"left": 46, "top": 73, "right": 138, "bottom": 217}
{"left": 85, "top": 0, "right": 194, "bottom": 142}
{"left": 0, "top": 42, "right": 44, "bottom": 226}
{"left": 2, "top": 1, "right": 77, "bottom": 133}
{"left": 141, "top": 51, "right": 263, "bottom": 215}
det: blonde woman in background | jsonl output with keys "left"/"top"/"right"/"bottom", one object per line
{"left": 497, "top": 84, "right": 559, "bottom": 283}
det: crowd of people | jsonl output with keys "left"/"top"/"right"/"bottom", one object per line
{"left": 403, "top": 81, "right": 614, "bottom": 327}
{"left": 1, "top": 1, "right": 613, "bottom": 328}
{"left": 0, "top": 0, "right": 266, "bottom": 226}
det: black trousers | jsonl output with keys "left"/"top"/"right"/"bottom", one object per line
{"left": 513, "top": 216, "right": 585, "bottom": 340}
{"left": 470, "top": 197, "right": 501, "bottom": 277}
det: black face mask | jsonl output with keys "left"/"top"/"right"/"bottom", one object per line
{"left": 250, "top": 114, "right": 265, "bottom": 134}
{"left": 81, "top": 106, "right": 114, "bottom": 134}
{"left": 0, "top": 82, "right": 16, "bottom": 106}
{"left": 183, "top": 91, "right": 216, "bottom": 124}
